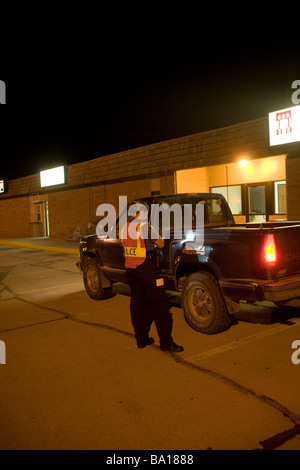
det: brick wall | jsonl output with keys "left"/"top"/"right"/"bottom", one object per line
{"left": 0, "top": 117, "right": 272, "bottom": 201}
{"left": 1, "top": 115, "right": 300, "bottom": 238}
{"left": 286, "top": 155, "right": 300, "bottom": 220}
{"left": 46, "top": 175, "right": 175, "bottom": 239}
{"left": 48, "top": 188, "right": 89, "bottom": 238}
{"left": 0, "top": 196, "right": 31, "bottom": 237}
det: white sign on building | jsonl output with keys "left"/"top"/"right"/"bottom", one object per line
{"left": 40, "top": 166, "right": 66, "bottom": 188}
{"left": 269, "top": 105, "right": 300, "bottom": 146}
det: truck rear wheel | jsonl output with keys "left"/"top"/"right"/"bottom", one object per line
{"left": 182, "top": 272, "right": 231, "bottom": 334}
{"left": 83, "top": 258, "right": 112, "bottom": 300}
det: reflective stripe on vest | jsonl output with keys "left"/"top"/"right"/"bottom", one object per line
{"left": 121, "top": 222, "right": 146, "bottom": 269}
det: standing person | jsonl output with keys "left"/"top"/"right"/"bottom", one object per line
{"left": 120, "top": 201, "right": 184, "bottom": 353}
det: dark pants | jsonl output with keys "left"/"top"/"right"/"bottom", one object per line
{"left": 126, "top": 258, "right": 173, "bottom": 348}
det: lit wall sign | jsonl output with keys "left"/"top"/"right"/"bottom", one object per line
{"left": 40, "top": 166, "right": 66, "bottom": 188}
{"left": 269, "top": 105, "right": 300, "bottom": 146}
{"left": 0, "top": 180, "right": 6, "bottom": 193}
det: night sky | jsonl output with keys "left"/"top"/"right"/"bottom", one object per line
{"left": 1, "top": 18, "right": 299, "bottom": 180}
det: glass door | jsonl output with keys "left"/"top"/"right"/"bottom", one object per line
{"left": 44, "top": 201, "right": 50, "bottom": 237}
{"left": 248, "top": 185, "right": 266, "bottom": 223}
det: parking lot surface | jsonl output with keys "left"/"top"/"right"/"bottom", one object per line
{"left": 0, "top": 240, "right": 300, "bottom": 450}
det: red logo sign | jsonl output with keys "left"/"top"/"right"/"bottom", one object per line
{"left": 276, "top": 110, "right": 292, "bottom": 136}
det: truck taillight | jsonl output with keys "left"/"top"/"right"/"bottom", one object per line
{"left": 262, "top": 234, "right": 277, "bottom": 266}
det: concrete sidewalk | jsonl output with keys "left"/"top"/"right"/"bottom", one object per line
{"left": 0, "top": 237, "right": 80, "bottom": 254}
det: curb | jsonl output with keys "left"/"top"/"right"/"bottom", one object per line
{"left": 0, "top": 239, "right": 78, "bottom": 255}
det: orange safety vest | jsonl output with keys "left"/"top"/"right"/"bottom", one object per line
{"left": 120, "top": 221, "right": 147, "bottom": 269}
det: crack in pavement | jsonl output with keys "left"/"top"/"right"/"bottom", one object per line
{"left": 258, "top": 423, "right": 300, "bottom": 450}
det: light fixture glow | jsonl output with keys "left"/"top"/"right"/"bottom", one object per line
{"left": 238, "top": 160, "right": 248, "bottom": 167}
{"left": 40, "top": 166, "right": 65, "bottom": 188}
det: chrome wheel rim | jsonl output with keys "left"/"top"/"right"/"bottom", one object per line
{"left": 190, "top": 286, "right": 212, "bottom": 320}
{"left": 86, "top": 266, "right": 100, "bottom": 294}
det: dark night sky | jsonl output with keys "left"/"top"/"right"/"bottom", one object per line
{"left": 1, "top": 17, "right": 299, "bottom": 180}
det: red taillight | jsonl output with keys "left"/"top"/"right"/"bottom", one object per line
{"left": 262, "top": 234, "right": 277, "bottom": 266}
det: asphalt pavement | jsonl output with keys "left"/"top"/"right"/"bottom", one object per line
{"left": 0, "top": 237, "right": 300, "bottom": 451}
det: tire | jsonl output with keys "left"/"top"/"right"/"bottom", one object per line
{"left": 83, "top": 258, "right": 112, "bottom": 300}
{"left": 181, "top": 272, "right": 231, "bottom": 334}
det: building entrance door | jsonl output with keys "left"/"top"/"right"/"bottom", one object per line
{"left": 44, "top": 201, "right": 50, "bottom": 237}
{"left": 248, "top": 184, "right": 266, "bottom": 222}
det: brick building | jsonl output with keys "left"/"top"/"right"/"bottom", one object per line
{"left": 1, "top": 110, "right": 300, "bottom": 239}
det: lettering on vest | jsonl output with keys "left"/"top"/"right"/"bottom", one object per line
{"left": 121, "top": 221, "right": 147, "bottom": 268}
{"left": 125, "top": 247, "right": 137, "bottom": 257}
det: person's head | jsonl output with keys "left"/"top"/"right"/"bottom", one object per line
{"left": 130, "top": 200, "right": 149, "bottom": 221}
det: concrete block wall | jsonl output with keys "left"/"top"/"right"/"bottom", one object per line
{"left": 1, "top": 115, "right": 299, "bottom": 238}
{"left": 0, "top": 196, "right": 31, "bottom": 237}
{"left": 286, "top": 155, "right": 300, "bottom": 221}
{"left": 48, "top": 188, "right": 89, "bottom": 239}
{"left": 46, "top": 175, "right": 175, "bottom": 239}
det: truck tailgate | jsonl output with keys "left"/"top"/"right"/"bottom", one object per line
{"left": 274, "top": 224, "right": 300, "bottom": 276}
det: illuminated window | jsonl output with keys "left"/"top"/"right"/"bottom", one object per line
{"left": 274, "top": 181, "right": 286, "bottom": 214}
{"left": 210, "top": 185, "right": 242, "bottom": 215}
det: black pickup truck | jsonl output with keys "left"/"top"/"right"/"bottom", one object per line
{"left": 78, "top": 193, "right": 300, "bottom": 334}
